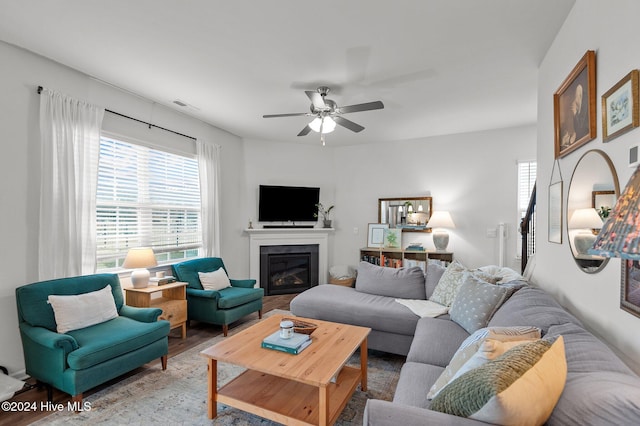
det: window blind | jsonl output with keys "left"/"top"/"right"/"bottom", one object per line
{"left": 96, "top": 136, "right": 201, "bottom": 269}
{"left": 516, "top": 160, "right": 536, "bottom": 259}
{"left": 518, "top": 161, "right": 537, "bottom": 219}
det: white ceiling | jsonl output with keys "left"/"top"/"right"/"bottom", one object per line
{"left": 1, "top": 0, "right": 575, "bottom": 146}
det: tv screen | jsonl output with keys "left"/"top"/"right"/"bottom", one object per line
{"left": 259, "top": 185, "right": 320, "bottom": 222}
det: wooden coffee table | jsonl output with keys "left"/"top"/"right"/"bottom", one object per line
{"left": 200, "top": 314, "right": 370, "bottom": 425}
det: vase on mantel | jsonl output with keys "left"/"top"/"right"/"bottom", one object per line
{"left": 323, "top": 220, "right": 332, "bottom": 228}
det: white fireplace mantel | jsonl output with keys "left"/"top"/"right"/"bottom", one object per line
{"left": 246, "top": 228, "right": 333, "bottom": 288}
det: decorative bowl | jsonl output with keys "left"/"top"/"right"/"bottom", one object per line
{"left": 283, "top": 317, "right": 318, "bottom": 335}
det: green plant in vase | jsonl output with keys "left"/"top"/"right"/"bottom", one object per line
{"left": 314, "top": 203, "right": 335, "bottom": 228}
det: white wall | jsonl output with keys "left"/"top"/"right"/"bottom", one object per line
{"left": 240, "top": 126, "right": 536, "bottom": 274}
{"left": 0, "top": 41, "right": 246, "bottom": 375}
{"left": 535, "top": 0, "right": 640, "bottom": 372}
{"left": 330, "top": 127, "right": 536, "bottom": 270}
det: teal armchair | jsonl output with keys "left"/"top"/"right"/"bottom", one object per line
{"left": 172, "top": 257, "right": 263, "bottom": 336}
{"left": 15, "top": 274, "right": 170, "bottom": 403}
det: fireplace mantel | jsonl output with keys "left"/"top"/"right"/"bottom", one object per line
{"left": 245, "top": 228, "right": 333, "bottom": 289}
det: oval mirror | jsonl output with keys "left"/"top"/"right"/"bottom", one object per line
{"left": 567, "top": 149, "right": 619, "bottom": 273}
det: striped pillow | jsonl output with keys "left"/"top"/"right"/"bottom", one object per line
{"left": 427, "top": 326, "right": 541, "bottom": 399}
{"left": 431, "top": 337, "right": 567, "bottom": 426}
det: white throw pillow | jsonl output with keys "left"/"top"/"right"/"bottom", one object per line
{"left": 199, "top": 269, "right": 231, "bottom": 291}
{"left": 431, "top": 337, "right": 567, "bottom": 426}
{"left": 427, "top": 326, "right": 542, "bottom": 399}
{"left": 429, "top": 260, "right": 468, "bottom": 306}
{"left": 47, "top": 285, "right": 118, "bottom": 334}
{"left": 445, "top": 338, "right": 538, "bottom": 388}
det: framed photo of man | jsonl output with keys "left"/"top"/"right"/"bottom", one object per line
{"left": 554, "top": 50, "right": 597, "bottom": 158}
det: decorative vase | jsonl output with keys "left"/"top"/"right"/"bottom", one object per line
{"left": 323, "top": 220, "right": 332, "bottom": 228}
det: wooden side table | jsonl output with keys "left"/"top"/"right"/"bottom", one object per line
{"left": 124, "top": 281, "right": 188, "bottom": 339}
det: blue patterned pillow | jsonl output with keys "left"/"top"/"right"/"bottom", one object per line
{"left": 449, "top": 274, "right": 515, "bottom": 334}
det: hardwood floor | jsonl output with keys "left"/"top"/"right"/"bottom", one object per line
{"left": 1, "top": 294, "right": 296, "bottom": 426}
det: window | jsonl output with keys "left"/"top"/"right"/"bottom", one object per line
{"left": 96, "top": 136, "right": 201, "bottom": 270}
{"left": 518, "top": 161, "right": 537, "bottom": 220}
{"left": 517, "top": 160, "right": 537, "bottom": 257}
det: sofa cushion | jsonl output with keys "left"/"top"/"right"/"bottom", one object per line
{"left": 393, "top": 362, "right": 444, "bottom": 409}
{"left": 449, "top": 276, "right": 515, "bottom": 334}
{"left": 291, "top": 284, "right": 420, "bottom": 336}
{"left": 431, "top": 337, "right": 567, "bottom": 426}
{"left": 441, "top": 338, "right": 539, "bottom": 395}
{"left": 355, "top": 261, "right": 426, "bottom": 300}
{"left": 66, "top": 316, "right": 170, "bottom": 370}
{"left": 425, "top": 261, "right": 447, "bottom": 299}
{"left": 47, "top": 285, "right": 118, "bottom": 334}
{"left": 546, "top": 322, "right": 635, "bottom": 375}
{"left": 429, "top": 261, "right": 468, "bottom": 306}
{"left": 198, "top": 269, "right": 231, "bottom": 291}
{"left": 407, "top": 317, "right": 470, "bottom": 367}
{"left": 549, "top": 370, "right": 640, "bottom": 425}
{"left": 477, "top": 265, "right": 524, "bottom": 284}
{"left": 427, "top": 326, "right": 542, "bottom": 399}
{"left": 488, "top": 287, "right": 582, "bottom": 335}
{"left": 216, "top": 286, "right": 264, "bottom": 309}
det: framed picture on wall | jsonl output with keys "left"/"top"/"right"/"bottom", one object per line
{"left": 602, "top": 70, "right": 640, "bottom": 142}
{"left": 548, "top": 181, "right": 563, "bottom": 244}
{"left": 367, "top": 223, "right": 389, "bottom": 248}
{"left": 621, "top": 260, "right": 640, "bottom": 318}
{"left": 554, "top": 50, "right": 597, "bottom": 158}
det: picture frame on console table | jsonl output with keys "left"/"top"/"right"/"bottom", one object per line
{"left": 367, "top": 223, "right": 389, "bottom": 248}
{"left": 621, "top": 260, "right": 640, "bottom": 318}
{"left": 602, "top": 70, "right": 640, "bottom": 142}
{"left": 554, "top": 50, "right": 596, "bottom": 158}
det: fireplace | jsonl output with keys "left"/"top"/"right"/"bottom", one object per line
{"left": 260, "top": 244, "right": 319, "bottom": 295}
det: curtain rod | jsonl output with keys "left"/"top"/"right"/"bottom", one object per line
{"left": 37, "top": 86, "right": 197, "bottom": 141}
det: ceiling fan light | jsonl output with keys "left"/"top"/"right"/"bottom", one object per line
{"left": 309, "top": 117, "right": 336, "bottom": 133}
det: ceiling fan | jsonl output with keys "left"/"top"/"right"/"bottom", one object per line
{"left": 263, "top": 86, "right": 384, "bottom": 144}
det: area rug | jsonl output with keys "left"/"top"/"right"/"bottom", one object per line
{"left": 33, "top": 310, "right": 404, "bottom": 425}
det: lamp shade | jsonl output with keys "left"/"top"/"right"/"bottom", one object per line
{"left": 123, "top": 247, "right": 157, "bottom": 269}
{"left": 309, "top": 116, "right": 336, "bottom": 133}
{"left": 568, "top": 208, "right": 603, "bottom": 229}
{"left": 427, "top": 211, "right": 456, "bottom": 229}
{"left": 589, "top": 165, "right": 640, "bottom": 259}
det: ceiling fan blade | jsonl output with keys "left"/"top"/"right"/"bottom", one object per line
{"left": 297, "top": 125, "right": 312, "bottom": 136}
{"left": 339, "top": 101, "right": 384, "bottom": 114}
{"left": 263, "top": 112, "right": 309, "bottom": 118}
{"left": 305, "top": 91, "right": 326, "bottom": 109}
{"left": 334, "top": 116, "right": 364, "bottom": 133}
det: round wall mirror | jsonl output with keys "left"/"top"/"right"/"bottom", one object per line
{"left": 567, "top": 149, "right": 619, "bottom": 273}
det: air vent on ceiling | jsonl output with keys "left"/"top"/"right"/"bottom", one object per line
{"left": 173, "top": 100, "right": 188, "bottom": 107}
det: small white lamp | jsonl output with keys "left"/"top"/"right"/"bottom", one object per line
{"left": 569, "top": 208, "right": 603, "bottom": 255}
{"left": 123, "top": 247, "right": 157, "bottom": 288}
{"left": 428, "top": 211, "right": 456, "bottom": 251}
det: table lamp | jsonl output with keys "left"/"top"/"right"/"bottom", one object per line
{"left": 427, "top": 211, "right": 455, "bottom": 251}
{"left": 568, "top": 208, "right": 603, "bottom": 255}
{"left": 123, "top": 247, "right": 157, "bottom": 288}
{"left": 590, "top": 164, "right": 640, "bottom": 259}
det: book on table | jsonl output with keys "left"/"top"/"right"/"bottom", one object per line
{"left": 261, "top": 330, "right": 311, "bottom": 354}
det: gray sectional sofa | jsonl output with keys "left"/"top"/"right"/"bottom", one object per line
{"left": 290, "top": 261, "right": 640, "bottom": 425}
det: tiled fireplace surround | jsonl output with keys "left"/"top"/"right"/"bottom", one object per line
{"left": 246, "top": 228, "right": 332, "bottom": 293}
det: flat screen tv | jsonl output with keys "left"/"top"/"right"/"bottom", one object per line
{"left": 259, "top": 185, "right": 320, "bottom": 222}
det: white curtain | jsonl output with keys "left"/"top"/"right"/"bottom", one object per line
{"left": 39, "top": 89, "right": 104, "bottom": 279}
{"left": 197, "top": 140, "right": 221, "bottom": 257}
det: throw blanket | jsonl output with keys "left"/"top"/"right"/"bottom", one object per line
{"left": 395, "top": 299, "right": 449, "bottom": 318}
